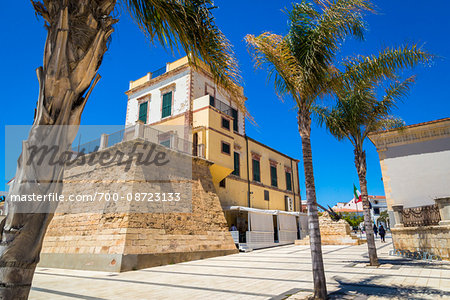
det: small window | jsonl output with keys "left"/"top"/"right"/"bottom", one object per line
{"left": 232, "top": 152, "right": 240, "bottom": 176}
{"left": 285, "top": 171, "right": 292, "bottom": 191}
{"left": 252, "top": 159, "right": 260, "bottom": 182}
{"left": 373, "top": 208, "right": 380, "bottom": 215}
{"left": 221, "top": 142, "right": 231, "bottom": 155}
{"left": 222, "top": 117, "right": 230, "bottom": 130}
{"left": 264, "top": 190, "right": 269, "bottom": 201}
{"left": 219, "top": 179, "right": 226, "bottom": 188}
{"left": 270, "top": 165, "right": 278, "bottom": 187}
{"left": 139, "top": 101, "right": 148, "bottom": 123}
{"left": 162, "top": 92, "right": 172, "bottom": 118}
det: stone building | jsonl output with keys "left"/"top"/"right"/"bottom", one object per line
{"left": 369, "top": 118, "right": 450, "bottom": 259}
{"left": 333, "top": 195, "right": 387, "bottom": 226}
{"left": 38, "top": 57, "right": 306, "bottom": 271}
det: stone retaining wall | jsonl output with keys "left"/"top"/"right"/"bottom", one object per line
{"left": 391, "top": 225, "right": 450, "bottom": 260}
{"left": 39, "top": 140, "right": 238, "bottom": 272}
{"left": 296, "top": 213, "right": 365, "bottom": 245}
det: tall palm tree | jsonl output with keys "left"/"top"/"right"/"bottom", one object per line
{"left": 315, "top": 46, "right": 432, "bottom": 266}
{"left": 246, "top": 1, "right": 374, "bottom": 298}
{"left": 1, "top": 1, "right": 243, "bottom": 299}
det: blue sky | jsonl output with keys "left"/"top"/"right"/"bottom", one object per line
{"left": 1, "top": 1, "right": 449, "bottom": 207}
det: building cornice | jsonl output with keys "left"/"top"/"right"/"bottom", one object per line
{"left": 126, "top": 65, "right": 190, "bottom": 97}
{"left": 369, "top": 119, "right": 450, "bottom": 151}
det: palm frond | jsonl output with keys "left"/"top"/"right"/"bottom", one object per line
{"left": 375, "top": 75, "right": 416, "bottom": 115}
{"left": 288, "top": 0, "right": 373, "bottom": 89}
{"left": 312, "top": 104, "right": 349, "bottom": 141}
{"left": 369, "top": 116, "right": 405, "bottom": 133}
{"left": 247, "top": 0, "right": 373, "bottom": 111}
{"left": 124, "top": 0, "right": 245, "bottom": 111}
{"left": 245, "top": 33, "right": 304, "bottom": 106}
{"left": 338, "top": 45, "right": 432, "bottom": 88}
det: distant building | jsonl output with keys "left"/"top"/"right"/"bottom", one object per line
{"left": 332, "top": 195, "right": 387, "bottom": 224}
{"left": 369, "top": 117, "right": 450, "bottom": 259}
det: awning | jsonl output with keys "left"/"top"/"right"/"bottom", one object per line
{"left": 278, "top": 214, "right": 297, "bottom": 231}
{"left": 248, "top": 211, "right": 274, "bottom": 232}
{"left": 209, "top": 164, "right": 233, "bottom": 185}
{"left": 224, "top": 206, "right": 306, "bottom": 216}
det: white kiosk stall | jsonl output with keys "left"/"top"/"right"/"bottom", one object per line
{"left": 225, "top": 206, "right": 308, "bottom": 250}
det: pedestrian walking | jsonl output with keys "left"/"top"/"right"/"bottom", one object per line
{"left": 379, "top": 224, "right": 386, "bottom": 242}
{"left": 373, "top": 224, "right": 378, "bottom": 237}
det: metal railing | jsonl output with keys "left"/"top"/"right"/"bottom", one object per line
{"left": 150, "top": 66, "right": 166, "bottom": 79}
{"left": 72, "top": 124, "right": 206, "bottom": 159}
{"left": 209, "top": 95, "right": 234, "bottom": 117}
{"left": 74, "top": 138, "right": 101, "bottom": 154}
{"left": 401, "top": 204, "right": 441, "bottom": 227}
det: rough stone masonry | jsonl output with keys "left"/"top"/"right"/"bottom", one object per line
{"left": 38, "top": 140, "right": 238, "bottom": 272}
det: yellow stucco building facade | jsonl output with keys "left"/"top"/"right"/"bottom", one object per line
{"left": 125, "top": 57, "right": 304, "bottom": 249}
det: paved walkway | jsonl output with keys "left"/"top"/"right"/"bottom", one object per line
{"left": 30, "top": 236, "right": 450, "bottom": 299}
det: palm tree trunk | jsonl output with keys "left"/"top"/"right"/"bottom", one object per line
{"left": 0, "top": 2, "right": 116, "bottom": 299}
{"left": 354, "top": 148, "right": 379, "bottom": 266}
{"left": 298, "top": 111, "right": 327, "bottom": 299}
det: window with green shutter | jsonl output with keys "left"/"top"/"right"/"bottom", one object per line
{"left": 232, "top": 152, "right": 240, "bottom": 176}
{"left": 161, "top": 92, "right": 172, "bottom": 118}
{"left": 270, "top": 165, "right": 278, "bottom": 187}
{"left": 252, "top": 159, "right": 260, "bottom": 182}
{"left": 139, "top": 101, "right": 148, "bottom": 123}
{"left": 285, "top": 171, "right": 292, "bottom": 191}
{"left": 231, "top": 108, "right": 238, "bottom": 131}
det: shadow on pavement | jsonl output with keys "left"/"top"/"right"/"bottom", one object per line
{"left": 349, "top": 258, "right": 450, "bottom": 271}
{"left": 328, "top": 275, "right": 449, "bottom": 299}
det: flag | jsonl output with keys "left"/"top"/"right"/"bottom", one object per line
{"left": 353, "top": 184, "right": 362, "bottom": 203}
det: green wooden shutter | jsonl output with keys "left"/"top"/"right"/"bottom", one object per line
{"left": 270, "top": 165, "right": 278, "bottom": 187}
{"left": 232, "top": 152, "right": 240, "bottom": 176}
{"left": 139, "top": 102, "right": 148, "bottom": 123}
{"left": 231, "top": 108, "right": 238, "bottom": 131}
{"left": 285, "top": 171, "right": 292, "bottom": 191}
{"left": 162, "top": 92, "right": 172, "bottom": 118}
{"left": 252, "top": 159, "right": 260, "bottom": 182}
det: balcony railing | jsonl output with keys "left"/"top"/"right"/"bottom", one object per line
{"left": 209, "top": 95, "right": 233, "bottom": 117}
{"left": 401, "top": 204, "right": 441, "bottom": 227}
{"left": 74, "top": 138, "right": 101, "bottom": 154}
{"left": 72, "top": 124, "right": 205, "bottom": 159}
{"left": 150, "top": 66, "right": 166, "bottom": 79}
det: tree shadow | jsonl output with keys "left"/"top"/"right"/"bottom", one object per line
{"left": 328, "top": 275, "right": 449, "bottom": 299}
{"left": 350, "top": 258, "right": 450, "bottom": 270}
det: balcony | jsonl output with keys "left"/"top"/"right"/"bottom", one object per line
{"left": 209, "top": 96, "right": 234, "bottom": 117}
{"left": 72, "top": 124, "right": 205, "bottom": 159}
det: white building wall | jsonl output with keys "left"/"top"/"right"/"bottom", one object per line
{"left": 126, "top": 70, "right": 190, "bottom": 126}
{"left": 382, "top": 149, "right": 450, "bottom": 208}
{"left": 126, "top": 68, "right": 246, "bottom": 134}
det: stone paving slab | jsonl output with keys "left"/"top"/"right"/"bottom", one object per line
{"left": 29, "top": 236, "right": 450, "bottom": 299}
